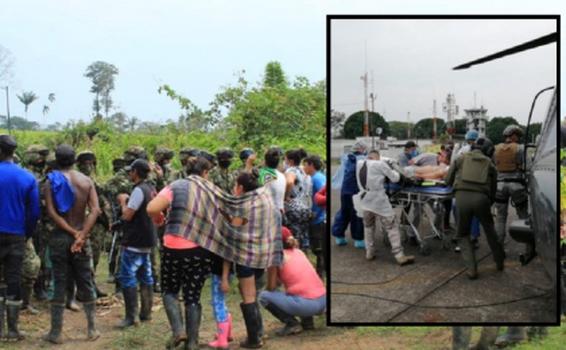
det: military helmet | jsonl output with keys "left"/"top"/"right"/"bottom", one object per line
{"left": 77, "top": 150, "right": 97, "bottom": 164}
{"left": 239, "top": 148, "right": 254, "bottom": 162}
{"left": 154, "top": 147, "right": 175, "bottom": 162}
{"left": 179, "top": 148, "right": 201, "bottom": 161}
{"left": 503, "top": 125, "right": 523, "bottom": 138}
{"left": 474, "top": 137, "right": 495, "bottom": 158}
{"left": 45, "top": 153, "right": 58, "bottom": 170}
{"left": 24, "top": 144, "right": 49, "bottom": 164}
{"left": 200, "top": 151, "right": 217, "bottom": 165}
{"left": 215, "top": 148, "right": 234, "bottom": 160}
{"left": 123, "top": 146, "right": 148, "bottom": 163}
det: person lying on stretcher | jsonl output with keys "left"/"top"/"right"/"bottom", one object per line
{"left": 402, "top": 150, "right": 451, "bottom": 180}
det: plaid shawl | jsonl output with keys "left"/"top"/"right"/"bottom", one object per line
{"left": 166, "top": 175, "right": 283, "bottom": 268}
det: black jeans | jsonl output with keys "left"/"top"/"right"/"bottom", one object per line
{"left": 48, "top": 229, "right": 96, "bottom": 304}
{"left": 309, "top": 221, "right": 325, "bottom": 276}
{"left": 0, "top": 234, "right": 25, "bottom": 300}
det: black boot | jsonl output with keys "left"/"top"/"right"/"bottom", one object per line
{"left": 21, "top": 284, "right": 40, "bottom": 315}
{"left": 116, "top": 287, "right": 138, "bottom": 328}
{"left": 6, "top": 299, "right": 25, "bottom": 340}
{"left": 300, "top": 316, "right": 315, "bottom": 331}
{"left": 139, "top": 284, "right": 153, "bottom": 322}
{"left": 83, "top": 301, "right": 100, "bottom": 341}
{"left": 43, "top": 303, "right": 65, "bottom": 344}
{"left": 184, "top": 303, "right": 201, "bottom": 350}
{"left": 240, "top": 302, "right": 263, "bottom": 348}
{"left": 263, "top": 302, "right": 302, "bottom": 336}
{"left": 163, "top": 293, "right": 187, "bottom": 348}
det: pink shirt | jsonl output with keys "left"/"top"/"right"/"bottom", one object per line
{"left": 278, "top": 248, "right": 326, "bottom": 299}
{"left": 157, "top": 186, "right": 199, "bottom": 250}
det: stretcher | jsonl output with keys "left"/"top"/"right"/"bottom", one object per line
{"left": 385, "top": 180, "right": 454, "bottom": 255}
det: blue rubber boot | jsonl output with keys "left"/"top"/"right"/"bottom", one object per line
{"left": 335, "top": 237, "right": 347, "bottom": 246}
{"left": 354, "top": 240, "right": 366, "bottom": 249}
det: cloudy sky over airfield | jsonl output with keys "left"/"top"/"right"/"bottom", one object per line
{"left": 0, "top": 0, "right": 564, "bottom": 126}
{"left": 331, "top": 19, "right": 556, "bottom": 126}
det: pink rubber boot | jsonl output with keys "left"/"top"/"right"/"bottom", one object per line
{"left": 208, "top": 320, "right": 230, "bottom": 349}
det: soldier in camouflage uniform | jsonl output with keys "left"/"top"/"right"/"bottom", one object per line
{"left": 209, "top": 148, "right": 235, "bottom": 193}
{"left": 174, "top": 148, "right": 201, "bottom": 179}
{"left": 21, "top": 145, "right": 49, "bottom": 314}
{"left": 104, "top": 156, "right": 134, "bottom": 286}
{"left": 77, "top": 151, "right": 110, "bottom": 298}
{"left": 153, "top": 147, "right": 175, "bottom": 191}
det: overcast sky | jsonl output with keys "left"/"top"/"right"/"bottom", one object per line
{"left": 0, "top": 1, "right": 564, "bottom": 127}
{"left": 331, "top": 19, "right": 557, "bottom": 130}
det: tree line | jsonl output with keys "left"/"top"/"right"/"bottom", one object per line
{"left": 332, "top": 110, "right": 542, "bottom": 145}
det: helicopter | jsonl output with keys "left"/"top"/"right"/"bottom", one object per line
{"left": 454, "top": 31, "right": 559, "bottom": 308}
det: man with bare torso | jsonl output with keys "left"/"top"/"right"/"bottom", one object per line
{"left": 43, "top": 144, "right": 101, "bottom": 344}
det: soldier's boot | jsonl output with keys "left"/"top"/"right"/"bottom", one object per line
{"left": 451, "top": 327, "right": 472, "bottom": 350}
{"left": 6, "top": 299, "right": 26, "bottom": 340}
{"left": 460, "top": 238, "right": 478, "bottom": 279}
{"left": 43, "top": 303, "right": 65, "bottom": 344}
{"left": 21, "top": 284, "right": 40, "bottom": 315}
{"left": 263, "top": 302, "right": 301, "bottom": 336}
{"left": 117, "top": 287, "right": 138, "bottom": 328}
{"left": 494, "top": 326, "right": 527, "bottom": 347}
{"left": 0, "top": 295, "right": 5, "bottom": 339}
{"left": 83, "top": 301, "right": 100, "bottom": 341}
{"left": 139, "top": 284, "right": 153, "bottom": 322}
{"left": 395, "top": 253, "right": 415, "bottom": 266}
{"left": 33, "top": 276, "right": 48, "bottom": 301}
{"left": 185, "top": 303, "right": 201, "bottom": 350}
{"left": 239, "top": 302, "right": 263, "bottom": 348}
{"left": 163, "top": 293, "right": 187, "bottom": 348}
{"left": 300, "top": 316, "right": 315, "bottom": 331}
{"left": 471, "top": 327, "right": 499, "bottom": 350}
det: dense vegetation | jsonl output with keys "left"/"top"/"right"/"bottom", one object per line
{"left": 1, "top": 61, "right": 325, "bottom": 181}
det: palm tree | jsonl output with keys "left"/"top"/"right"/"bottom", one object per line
{"left": 16, "top": 91, "right": 39, "bottom": 118}
{"left": 42, "top": 105, "right": 49, "bottom": 116}
{"left": 48, "top": 92, "right": 55, "bottom": 103}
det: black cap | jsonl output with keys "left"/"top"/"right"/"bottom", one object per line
{"left": 124, "top": 158, "right": 150, "bottom": 175}
{"left": 404, "top": 141, "right": 417, "bottom": 149}
{"left": 55, "top": 144, "right": 76, "bottom": 166}
{"left": 0, "top": 134, "right": 17, "bottom": 152}
{"left": 200, "top": 151, "right": 216, "bottom": 165}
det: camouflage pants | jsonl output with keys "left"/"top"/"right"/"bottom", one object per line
{"left": 90, "top": 224, "right": 106, "bottom": 271}
{"left": 22, "top": 239, "right": 41, "bottom": 288}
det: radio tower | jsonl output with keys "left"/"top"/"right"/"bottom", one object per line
{"left": 442, "top": 93, "right": 459, "bottom": 140}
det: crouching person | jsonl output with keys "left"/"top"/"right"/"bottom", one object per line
{"left": 353, "top": 150, "right": 414, "bottom": 265}
{"left": 116, "top": 159, "right": 157, "bottom": 328}
{"left": 259, "top": 227, "right": 326, "bottom": 337}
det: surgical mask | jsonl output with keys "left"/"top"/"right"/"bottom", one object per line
{"left": 218, "top": 160, "right": 231, "bottom": 169}
{"left": 410, "top": 149, "right": 419, "bottom": 158}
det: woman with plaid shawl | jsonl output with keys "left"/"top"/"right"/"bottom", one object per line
{"left": 148, "top": 158, "right": 282, "bottom": 350}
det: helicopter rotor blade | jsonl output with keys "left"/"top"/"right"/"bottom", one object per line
{"left": 453, "top": 32, "right": 557, "bottom": 70}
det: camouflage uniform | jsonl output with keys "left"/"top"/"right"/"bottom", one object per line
{"left": 22, "top": 145, "right": 49, "bottom": 310}
{"left": 153, "top": 147, "right": 175, "bottom": 191}
{"left": 76, "top": 151, "right": 112, "bottom": 272}
{"left": 209, "top": 148, "right": 236, "bottom": 193}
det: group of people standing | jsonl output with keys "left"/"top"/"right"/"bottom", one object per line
{"left": 0, "top": 134, "right": 327, "bottom": 349}
{"left": 332, "top": 125, "right": 529, "bottom": 280}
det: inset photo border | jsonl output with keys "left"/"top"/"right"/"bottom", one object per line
{"left": 326, "top": 14, "right": 560, "bottom": 325}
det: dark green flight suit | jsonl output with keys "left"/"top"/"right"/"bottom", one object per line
{"left": 445, "top": 149, "right": 504, "bottom": 279}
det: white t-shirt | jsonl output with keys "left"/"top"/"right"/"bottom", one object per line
{"left": 266, "top": 170, "right": 286, "bottom": 211}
